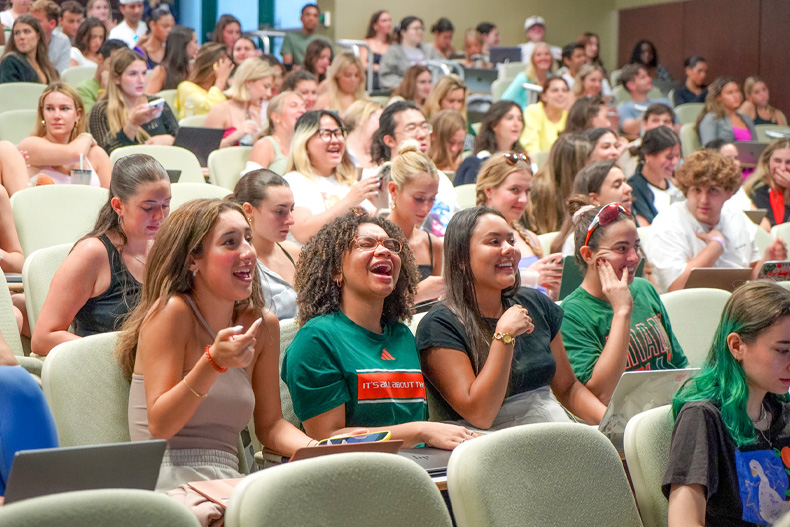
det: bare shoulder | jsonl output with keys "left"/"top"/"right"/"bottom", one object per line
{"left": 140, "top": 295, "right": 195, "bottom": 335}
{"left": 280, "top": 240, "right": 302, "bottom": 264}
{"left": 69, "top": 236, "right": 111, "bottom": 265}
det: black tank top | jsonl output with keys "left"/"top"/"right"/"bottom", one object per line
{"left": 72, "top": 234, "right": 142, "bottom": 337}
{"left": 417, "top": 232, "right": 435, "bottom": 281}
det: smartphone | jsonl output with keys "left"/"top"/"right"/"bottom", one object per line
{"left": 146, "top": 98, "right": 165, "bottom": 111}
{"left": 316, "top": 430, "right": 392, "bottom": 446}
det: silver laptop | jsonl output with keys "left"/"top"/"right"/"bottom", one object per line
{"left": 736, "top": 141, "right": 768, "bottom": 167}
{"left": 684, "top": 267, "right": 752, "bottom": 292}
{"left": 599, "top": 368, "right": 698, "bottom": 452}
{"left": 3, "top": 440, "right": 166, "bottom": 504}
{"left": 398, "top": 447, "right": 453, "bottom": 477}
{"left": 173, "top": 127, "right": 225, "bottom": 167}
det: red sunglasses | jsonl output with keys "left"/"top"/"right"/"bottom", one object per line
{"left": 584, "top": 203, "right": 631, "bottom": 246}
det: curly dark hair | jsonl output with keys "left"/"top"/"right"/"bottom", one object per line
{"left": 294, "top": 210, "right": 418, "bottom": 327}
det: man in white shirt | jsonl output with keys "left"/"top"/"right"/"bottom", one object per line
{"left": 108, "top": 0, "right": 147, "bottom": 49}
{"left": 29, "top": 0, "right": 71, "bottom": 73}
{"left": 520, "top": 16, "right": 561, "bottom": 63}
{"left": 647, "top": 149, "right": 786, "bottom": 293}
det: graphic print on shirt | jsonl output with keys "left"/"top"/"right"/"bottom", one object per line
{"left": 735, "top": 448, "right": 790, "bottom": 525}
{"left": 625, "top": 313, "right": 674, "bottom": 370}
{"left": 321, "top": 191, "right": 343, "bottom": 211}
{"left": 357, "top": 368, "right": 426, "bottom": 404}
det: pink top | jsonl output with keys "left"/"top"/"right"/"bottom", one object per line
{"left": 732, "top": 125, "right": 752, "bottom": 142}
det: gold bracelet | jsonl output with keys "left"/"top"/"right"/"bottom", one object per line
{"left": 183, "top": 378, "right": 207, "bottom": 398}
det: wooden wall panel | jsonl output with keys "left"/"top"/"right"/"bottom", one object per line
{"left": 618, "top": 3, "right": 685, "bottom": 80}
{"left": 682, "top": 0, "right": 760, "bottom": 83}
{"left": 759, "top": 0, "right": 790, "bottom": 117}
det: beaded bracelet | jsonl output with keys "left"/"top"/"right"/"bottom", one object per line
{"left": 205, "top": 345, "right": 227, "bottom": 373}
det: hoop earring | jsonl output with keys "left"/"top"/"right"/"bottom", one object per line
{"left": 335, "top": 275, "right": 343, "bottom": 288}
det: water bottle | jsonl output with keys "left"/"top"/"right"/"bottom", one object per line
{"left": 184, "top": 97, "right": 195, "bottom": 118}
{"left": 239, "top": 119, "right": 256, "bottom": 146}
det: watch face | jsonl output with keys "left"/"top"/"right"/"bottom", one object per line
{"left": 502, "top": 334, "right": 514, "bottom": 344}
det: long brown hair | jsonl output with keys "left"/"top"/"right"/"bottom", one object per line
{"left": 103, "top": 47, "right": 150, "bottom": 143}
{"left": 188, "top": 42, "right": 228, "bottom": 88}
{"left": 117, "top": 199, "right": 265, "bottom": 378}
{"left": 2, "top": 15, "right": 58, "bottom": 82}
{"left": 443, "top": 207, "right": 520, "bottom": 374}
{"left": 528, "top": 133, "right": 591, "bottom": 234}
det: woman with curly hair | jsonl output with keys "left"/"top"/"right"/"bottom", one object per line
{"left": 415, "top": 207, "right": 606, "bottom": 428}
{"left": 664, "top": 281, "right": 790, "bottom": 526}
{"left": 281, "top": 210, "right": 474, "bottom": 448}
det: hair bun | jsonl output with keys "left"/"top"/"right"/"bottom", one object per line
{"left": 397, "top": 139, "right": 421, "bottom": 156}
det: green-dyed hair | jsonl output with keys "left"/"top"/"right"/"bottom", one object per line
{"left": 671, "top": 280, "right": 790, "bottom": 447}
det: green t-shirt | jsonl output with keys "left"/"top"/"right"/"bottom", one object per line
{"left": 281, "top": 311, "right": 427, "bottom": 427}
{"left": 77, "top": 77, "right": 100, "bottom": 114}
{"left": 560, "top": 277, "right": 688, "bottom": 384}
{"left": 280, "top": 32, "right": 332, "bottom": 65}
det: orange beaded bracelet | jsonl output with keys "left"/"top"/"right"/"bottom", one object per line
{"left": 205, "top": 345, "right": 227, "bottom": 373}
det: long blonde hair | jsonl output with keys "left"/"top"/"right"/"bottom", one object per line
{"left": 743, "top": 138, "right": 790, "bottom": 196}
{"left": 572, "top": 64, "right": 604, "bottom": 97}
{"left": 286, "top": 110, "right": 357, "bottom": 185}
{"left": 391, "top": 139, "right": 439, "bottom": 189}
{"left": 475, "top": 153, "right": 542, "bottom": 256}
{"left": 327, "top": 52, "right": 367, "bottom": 111}
{"left": 35, "top": 82, "right": 86, "bottom": 140}
{"left": 528, "top": 133, "right": 591, "bottom": 234}
{"left": 525, "top": 42, "right": 557, "bottom": 84}
{"left": 117, "top": 199, "right": 265, "bottom": 379}
{"left": 744, "top": 76, "right": 783, "bottom": 124}
{"left": 424, "top": 74, "right": 467, "bottom": 120}
{"left": 226, "top": 57, "right": 274, "bottom": 103}
{"left": 104, "top": 48, "right": 150, "bottom": 143}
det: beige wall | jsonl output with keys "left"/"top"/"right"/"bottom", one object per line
{"left": 320, "top": 0, "right": 621, "bottom": 69}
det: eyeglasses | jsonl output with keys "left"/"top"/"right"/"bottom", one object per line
{"left": 584, "top": 203, "right": 631, "bottom": 246}
{"left": 352, "top": 235, "right": 403, "bottom": 253}
{"left": 316, "top": 128, "right": 346, "bottom": 142}
{"left": 402, "top": 122, "right": 432, "bottom": 135}
{"left": 501, "top": 152, "right": 531, "bottom": 165}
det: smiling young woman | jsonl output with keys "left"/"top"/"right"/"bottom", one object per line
{"left": 282, "top": 210, "right": 474, "bottom": 449}
{"left": 283, "top": 110, "right": 381, "bottom": 244}
{"left": 416, "top": 207, "right": 607, "bottom": 429}
{"left": 118, "top": 199, "right": 312, "bottom": 525}
{"left": 559, "top": 202, "right": 688, "bottom": 405}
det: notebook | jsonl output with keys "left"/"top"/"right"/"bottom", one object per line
{"left": 598, "top": 368, "right": 698, "bottom": 452}
{"left": 684, "top": 267, "right": 752, "bottom": 292}
{"left": 3, "top": 440, "right": 166, "bottom": 505}
{"left": 173, "top": 127, "right": 225, "bottom": 167}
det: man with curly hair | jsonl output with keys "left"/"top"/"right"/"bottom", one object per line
{"left": 646, "top": 150, "right": 786, "bottom": 293}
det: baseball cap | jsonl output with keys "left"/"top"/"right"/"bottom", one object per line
{"left": 524, "top": 16, "right": 546, "bottom": 30}
{"left": 119, "top": 0, "right": 143, "bottom": 5}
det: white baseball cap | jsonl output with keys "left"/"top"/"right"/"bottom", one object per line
{"left": 119, "top": 0, "right": 143, "bottom": 5}
{"left": 524, "top": 16, "right": 546, "bottom": 30}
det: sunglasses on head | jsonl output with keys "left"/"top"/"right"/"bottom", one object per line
{"left": 501, "top": 152, "right": 531, "bottom": 166}
{"left": 584, "top": 203, "right": 631, "bottom": 246}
